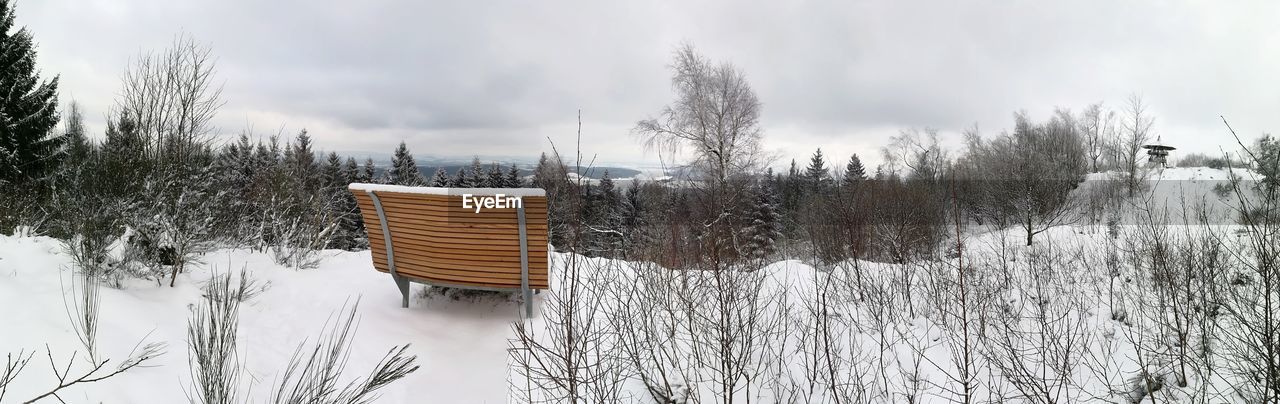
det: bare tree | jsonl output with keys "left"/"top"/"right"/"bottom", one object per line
{"left": 960, "top": 111, "right": 1086, "bottom": 245}
{"left": 1119, "top": 95, "right": 1154, "bottom": 197}
{"left": 116, "top": 33, "right": 224, "bottom": 169}
{"left": 633, "top": 43, "right": 765, "bottom": 192}
{"left": 0, "top": 342, "right": 165, "bottom": 404}
{"left": 632, "top": 43, "right": 773, "bottom": 265}
{"left": 1080, "top": 103, "right": 1117, "bottom": 173}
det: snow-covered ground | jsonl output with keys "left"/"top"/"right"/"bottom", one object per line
{"left": 0, "top": 235, "right": 528, "bottom": 403}
{"left": 1, "top": 166, "right": 1270, "bottom": 403}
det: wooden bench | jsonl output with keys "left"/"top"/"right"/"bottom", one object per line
{"left": 348, "top": 184, "right": 549, "bottom": 316}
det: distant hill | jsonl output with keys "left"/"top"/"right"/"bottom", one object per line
{"left": 570, "top": 166, "right": 642, "bottom": 179}
{"left": 412, "top": 165, "right": 638, "bottom": 179}
{"left": 367, "top": 164, "right": 643, "bottom": 180}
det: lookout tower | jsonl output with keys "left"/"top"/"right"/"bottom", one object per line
{"left": 1142, "top": 137, "right": 1176, "bottom": 168}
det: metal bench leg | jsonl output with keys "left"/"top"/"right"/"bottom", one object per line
{"left": 394, "top": 274, "right": 410, "bottom": 308}
{"left": 517, "top": 205, "right": 532, "bottom": 318}
{"left": 369, "top": 191, "right": 408, "bottom": 308}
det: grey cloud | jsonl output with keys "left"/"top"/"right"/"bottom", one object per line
{"left": 17, "top": 0, "right": 1280, "bottom": 164}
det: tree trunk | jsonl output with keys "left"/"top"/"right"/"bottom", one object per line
{"left": 169, "top": 262, "right": 181, "bottom": 287}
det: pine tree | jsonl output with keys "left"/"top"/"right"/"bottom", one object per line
{"left": 842, "top": 153, "right": 867, "bottom": 186}
{"left": 321, "top": 152, "right": 344, "bottom": 191}
{"left": 780, "top": 158, "right": 803, "bottom": 213}
{"left": 486, "top": 163, "right": 505, "bottom": 188}
{"left": 386, "top": 141, "right": 424, "bottom": 186}
{"left": 743, "top": 180, "right": 782, "bottom": 260}
{"left": 465, "top": 157, "right": 486, "bottom": 188}
{"left": 344, "top": 157, "right": 360, "bottom": 183}
{"left": 62, "top": 101, "right": 88, "bottom": 162}
{"left": 533, "top": 153, "right": 553, "bottom": 189}
{"left": 450, "top": 168, "right": 468, "bottom": 188}
{"left": 360, "top": 158, "right": 376, "bottom": 183}
{"left": 620, "top": 180, "right": 645, "bottom": 251}
{"left": 340, "top": 156, "right": 366, "bottom": 249}
{"left": 592, "top": 170, "right": 622, "bottom": 255}
{"left": 506, "top": 163, "right": 523, "bottom": 187}
{"left": 0, "top": 0, "right": 61, "bottom": 186}
{"left": 284, "top": 130, "right": 319, "bottom": 193}
{"left": 428, "top": 167, "right": 449, "bottom": 187}
{"left": 805, "top": 148, "right": 831, "bottom": 190}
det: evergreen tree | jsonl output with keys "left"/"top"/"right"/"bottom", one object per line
{"left": 506, "top": 163, "right": 523, "bottom": 187}
{"left": 428, "top": 167, "right": 449, "bottom": 187}
{"left": 1255, "top": 134, "right": 1280, "bottom": 196}
{"left": 321, "top": 152, "right": 344, "bottom": 190}
{"left": 533, "top": 153, "right": 554, "bottom": 189}
{"left": 386, "top": 141, "right": 424, "bottom": 186}
{"left": 620, "top": 180, "right": 645, "bottom": 252}
{"left": 340, "top": 156, "right": 366, "bottom": 249}
{"left": 743, "top": 180, "right": 782, "bottom": 260}
{"left": 450, "top": 168, "right": 468, "bottom": 188}
{"left": 465, "top": 157, "right": 486, "bottom": 188}
{"left": 486, "top": 163, "right": 505, "bottom": 188}
{"left": 284, "top": 130, "right": 319, "bottom": 194}
{"left": 591, "top": 170, "right": 623, "bottom": 255}
{"left": 0, "top": 0, "right": 61, "bottom": 186}
{"left": 780, "top": 158, "right": 803, "bottom": 213}
{"left": 360, "top": 158, "right": 376, "bottom": 183}
{"left": 842, "top": 153, "right": 867, "bottom": 186}
{"left": 344, "top": 157, "right": 360, "bottom": 183}
{"left": 805, "top": 148, "right": 831, "bottom": 190}
{"left": 61, "top": 101, "right": 88, "bottom": 162}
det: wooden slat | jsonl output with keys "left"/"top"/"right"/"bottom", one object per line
{"left": 374, "top": 248, "right": 547, "bottom": 266}
{"left": 365, "top": 199, "right": 547, "bottom": 217}
{"left": 369, "top": 225, "right": 548, "bottom": 243}
{"left": 368, "top": 197, "right": 548, "bottom": 214}
{"left": 374, "top": 261, "right": 549, "bottom": 281}
{"left": 372, "top": 192, "right": 547, "bottom": 205}
{"left": 371, "top": 255, "right": 548, "bottom": 278}
{"left": 372, "top": 222, "right": 549, "bottom": 239}
{"left": 356, "top": 199, "right": 548, "bottom": 218}
{"left": 355, "top": 203, "right": 549, "bottom": 230}
{"left": 382, "top": 246, "right": 548, "bottom": 264}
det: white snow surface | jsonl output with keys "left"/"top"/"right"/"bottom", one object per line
{"left": 347, "top": 183, "right": 546, "bottom": 197}
{"left": 0, "top": 235, "right": 527, "bottom": 403}
{"left": 0, "top": 166, "right": 1267, "bottom": 403}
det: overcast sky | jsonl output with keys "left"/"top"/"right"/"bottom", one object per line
{"left": 19, "top": 1, "right": 1280, "bottom": 168}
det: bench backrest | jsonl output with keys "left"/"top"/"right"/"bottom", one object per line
{"left": 349, "top": 184, "right": 549, "bottom": 290}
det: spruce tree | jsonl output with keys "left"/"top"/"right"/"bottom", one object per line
{"left": 621, "top": 180, "right": 645, "bottom": 250}
{"left": 321, "top": 152, "right": 343, "bottom": 190}
{"left": 506, "top": 163, "right": 523, "bottom": 187}
{"left": 284, "top": 130, "right": 319, "bottom": 194}
{"left": 842, "top": 153, "right": 867, "bottom": 186}
{"left": 465, "top": 157, "right": 486, "bottom": 188}
{"left": 486, "top": 163, "right": 504, "bottom": 188}
{"left": 533, "top": 153, "right": 552, "bottom": 189}
{"left": 450, "top": 168, "right": 468, "bottom": 188}
{"left": 593, "top": 170, "right": 622, "bottom": 254}
{"left": 344, "top": 157, "right": 360, "bottom": 183}
{"left": 360, "top": 158, "right": 376, "bottom": 183}
{"left": 61, "top": 101, "right": 88, "bottom": 162}
{"left": 0, "top": 0, "right": 60, "bottom": 186}
{"left": 805, "top": 148, "right": 831, "bottom": 190}
{"left": 386, "top": 141, "right": 424, "bottom": 186}
{"left": 428, "top": 167, "right": 449, "bottom": 187}
{"left": 743, "top": 181, "right": 782, "bottom": 260}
